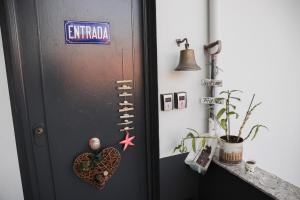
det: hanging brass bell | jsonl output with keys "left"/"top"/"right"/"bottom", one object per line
{"left": 175, "top": 38, "right": 201, "bottom": 71}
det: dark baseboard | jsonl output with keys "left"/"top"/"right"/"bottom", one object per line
{"left": 160, "top": 154, "right": 274, "bottom": 200}
{"left": 160, "top": 153, "right": 200, "bottom": 200}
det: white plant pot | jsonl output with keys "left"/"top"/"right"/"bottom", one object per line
{"left": 219, "top": 135, "right": 243, "bottom": 164}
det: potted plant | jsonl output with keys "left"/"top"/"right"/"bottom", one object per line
{"left": 174, "top": 89, "right": 268, "bottom": 164}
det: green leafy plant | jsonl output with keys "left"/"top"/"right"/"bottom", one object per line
{"left": 173, "top": 89, "right": 268, "bottom": 153}
{"left": 173, "top": 128, "right": 216, "bottom": 153}
{"left": 216, "top": 90, "right": 268, "bottom": 142}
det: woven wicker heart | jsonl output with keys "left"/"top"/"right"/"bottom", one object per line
{"left": 73, "top": 147, "right": 121, "bottom": 189}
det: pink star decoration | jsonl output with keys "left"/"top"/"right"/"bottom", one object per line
{"left": 119, "top": 132, "right": 135, "bottom": 151}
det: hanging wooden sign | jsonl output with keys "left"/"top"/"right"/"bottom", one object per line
{"left": 64, "top": 20, "right": 111, "bottom": 44}
{"left": 201, "top": 79, "right": 223, "bottom": 87}
{"left": 201, "top": 97, "right": 224, "bottom": 104}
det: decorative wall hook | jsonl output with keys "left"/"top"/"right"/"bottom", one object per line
{"left": 73, "top": 138, "right": 121, "bottom": 189}
{"left": 176, "top": 38, "right": 190, "bottom": 49}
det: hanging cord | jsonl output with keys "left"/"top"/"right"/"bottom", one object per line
{"left": 121, "top": 48, "right": 128, "bottom": 103}
{"left": 121, "top": 48, "right": 125, "bottom": 80}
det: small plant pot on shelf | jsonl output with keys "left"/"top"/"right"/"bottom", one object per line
{"left": 219, "top": 135, "right": 243, "bottom": 164}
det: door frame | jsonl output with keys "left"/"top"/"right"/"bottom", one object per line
{"left": 0, "top": 0, "right": 159, "bottom": 199}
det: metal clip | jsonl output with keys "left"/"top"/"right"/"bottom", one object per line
{"left": 117, "top": 85, "right": 132, "bottom": 90}
{"left": 120, "top": 127, "right": 134, "bottom": 132}
{"left": 116, "top": 80, "right": 132, "bottom": 84}
{"left": 119, "top": 107, "right": 134, "bottom": 112}
{"left": 120, "top": 114, "right": 135, "bottom": 119}
{"left": 117, "top": 120, "right": 134, "bottom": 126}
{"left": 119, "top": 92, "right": 132, "bottom": 97}
{"left": 119, "top": 101, "right": 133, "bottom": 106}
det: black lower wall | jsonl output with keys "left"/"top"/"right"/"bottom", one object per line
{"left": 160, "top": 153, "right": 200, "bottom": 200}
{"left": 160, "top": 154, "right": 274, "bottom": 200}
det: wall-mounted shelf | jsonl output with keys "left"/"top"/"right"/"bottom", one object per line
{"left": 213, "top": 155, "right": 300, "bottom": 200}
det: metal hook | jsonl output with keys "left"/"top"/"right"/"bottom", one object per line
{"left": 204, "top": 40, "right": 222, "bottom": 57}
{"left": 176, "top": 38, "right": 190, "bottom": 49}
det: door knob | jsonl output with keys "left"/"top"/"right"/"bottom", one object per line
{"left": 89, "top": 138, "right": 101, "bottom": 150}
{"left": 34, "top": 127, "right": 44, "bottom": 136}
{"left": 32, "top": 123, "right": 46, "bottom": 146}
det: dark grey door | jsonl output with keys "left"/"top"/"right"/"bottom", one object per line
{"left": 6, "top": 0, "right": 149, "bottom": 199}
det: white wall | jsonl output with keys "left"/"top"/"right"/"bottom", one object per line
{"left": 156, "top": 0, "right": 208, "bottom": 158}
{"left": 0, "top": 29, "right": 24, "bottom": 200}
{"left": 217, "top": 0, "right": 300, "bottom": 187}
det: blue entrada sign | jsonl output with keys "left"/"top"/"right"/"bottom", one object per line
{"left": 64, "top": 20, "right": 111, "bottom": 44}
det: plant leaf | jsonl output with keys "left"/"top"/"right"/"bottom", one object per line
{"left": 183, "top": 146, "right": 187, "bottom": 152}
{"left": 230, "top": 89, "right": 243, "bottom": 93}
{"left": 244, "top": 124, "right": 268, "bottom": 141}
{"left": 251, "top": 125, "right": 268, "bottom": 140}
{"left": 201, "top": 138, "right": 206, "bottom": 148}
{"left": 185, "top": 132, "right": 195, "bottom": 139}
{"left": 251, "top": 126, "right": 259, "bottom": 141}
{"left": 250, "top": 102, "right": 262, "bottom": 112}
{"left": 230, "top": 96, "right": 241, "bottom": 101}
{"left": 228, "top": 111, "right": 239, "bottom": 119}
{"left": 219, "top": 90, "right": 230, "bottom": 95}
{"left": 216, "top": 108, "right": 226, "bottom": 120}
{"left": 173, "top": 144, "right": 182, "bottom": 153}
{"left": 220, "top": 119, "right": 227, "bottom": 131}
{"left": 192, "top": 138, "right": 196, "bottom": 152}
{"left": 186, "top": 128, "right": 200, "bottom": 136}
{"left": 244, "top": 125, "right": 257, "bottom": 141}
{"left": 229, "top": 104, "right": 236, "bottom": 109}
